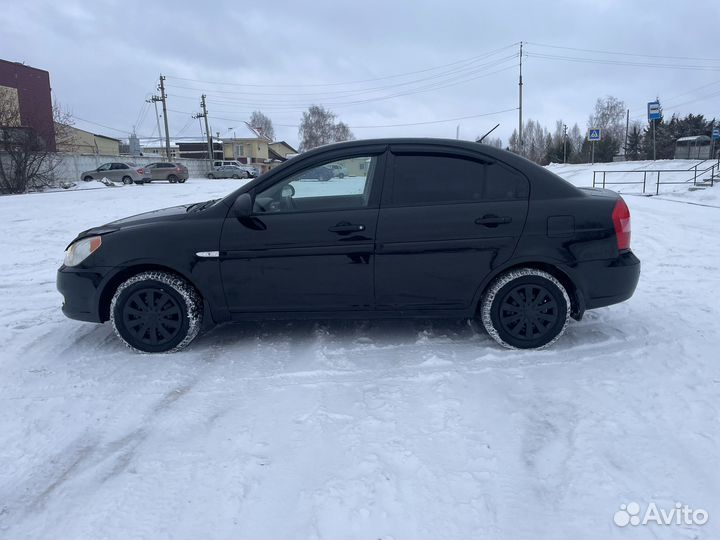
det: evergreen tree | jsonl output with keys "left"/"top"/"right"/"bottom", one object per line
{"left": 626, "top": 125, "right": 642, "bottom": 161}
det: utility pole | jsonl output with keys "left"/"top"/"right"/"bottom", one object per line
{"left": 563, "top": 124, "right": 568, "bottom": 164}
{"left": 624, "top": 109, "right": 629, "bottom": 157}
{"left": 193, "top": 94, "right": 214, "bottom": 166}
{"left": 518, "top": 41, "right": 523, "bottom": 156}
{"left": 147, "top": 95, "right": 164, "bottom": 154}
{"left": 652, "top": 118, "right": 656, "bottom": 161}
{"left": 157, "top": 75, "right": 171, "bottom": 160}
{"left": 456, "top": 124, "right": 460, "bottom": 140}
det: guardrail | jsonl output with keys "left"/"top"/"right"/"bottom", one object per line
{"left": 592, "top": 160, "right": 719, "bottom": 194}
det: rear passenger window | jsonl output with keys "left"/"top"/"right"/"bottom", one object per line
{"left": 391, "top": 154, "right": 528, "bottom": 205}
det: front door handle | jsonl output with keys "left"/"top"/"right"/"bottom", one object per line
{"left": 475, "top": 215, "right": 512, "bottom": 227}
{"left": 328, "top": 222, "right": 366, "bottom": 234}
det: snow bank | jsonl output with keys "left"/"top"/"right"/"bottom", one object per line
{"left": 547, "top": 159, "right": 716, "bottom": 195}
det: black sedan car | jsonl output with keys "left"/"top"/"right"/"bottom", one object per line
{"left": 57, "top": 138, "right": 640, "bottom": 353}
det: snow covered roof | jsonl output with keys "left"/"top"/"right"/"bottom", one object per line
{"left": 676, "top": 135, "right": 711, "bottom": 142}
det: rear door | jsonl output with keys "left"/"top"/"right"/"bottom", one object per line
{"left": 219, "top": 150, "right": 386, "bottom": 313}
{"left": 157, "top": 163, "right": 173, "bottom": 180}
{"left": 375, "top": 146, "right": 529, "bottom": 311}
{"left": 109, "top": 163, "right": 127, "bottom": 181}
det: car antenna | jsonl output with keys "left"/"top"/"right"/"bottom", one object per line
{"left": 476, "top": 124, "right": 500, "bottom": 143}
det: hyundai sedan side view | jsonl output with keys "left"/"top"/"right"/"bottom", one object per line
{"left": 57, "top": 138, "right": 640, "bottom": 353}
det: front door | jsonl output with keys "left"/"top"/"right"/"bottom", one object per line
{"left": 219, "top": 152, "right": 385, "bottom": 313}
{"left": 375, "top": 147, "right": 529, "bottom": 311}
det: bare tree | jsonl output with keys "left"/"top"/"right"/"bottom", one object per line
{"left": 485, "top": 137, "right": 503, "bottom": 148}
{"left": 333, "top": 121, "right": 354, "bottom": 143}
{"left": 588, "top": 95, "right": 626, "bottom": 142}
{"left": 249, "top": 110, "right": 275, "bottom": 141}
{"left": 298, "top": 105, "right": 355, "bottom": 151}
{"left": 0, "top": 95, "right": 73, "bottom": 194}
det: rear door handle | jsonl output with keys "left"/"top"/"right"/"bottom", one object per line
{"left": 475, "top": 215, "right": 512, "bottom": 227}
{"left": 328, "top": 222, "right": 365, "bottom": 234}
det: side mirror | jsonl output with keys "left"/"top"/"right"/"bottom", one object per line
{"left": 232, "top": 192, "right": 253, "bottom": 217}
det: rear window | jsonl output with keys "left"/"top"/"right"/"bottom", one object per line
{"left": 391, "top": 154, "right": 528, "bottom": 205}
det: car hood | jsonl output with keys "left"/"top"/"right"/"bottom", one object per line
{"left": 70, "top": 203, "right": 194, "bottom": 245}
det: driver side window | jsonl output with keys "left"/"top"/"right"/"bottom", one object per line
{"left": 97, "top": 163, "right": 111, "bottom": 171}
{"left": 253, "top": 155, "right": 377, "bottom": 214}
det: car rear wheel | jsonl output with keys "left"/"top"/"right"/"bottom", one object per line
{"left": 110, "top": 271, "right": 203, "bottom": 353}
{"left": 168, "top": 174, "right": 178, "bottom": 183}
{"left": 480, "top": 268, "right": 570, "bottom": 349}
{"left": 83, "top": 175, "right": 93, "bottom": 181}
{"left": 178, "top": 178, "right": 186, "bottom": 183}
{"left": 122, "top": 176, "right": 133, "bottom": 184}
{"left": 207, "top": 173, "right": 215, "bottom": 179}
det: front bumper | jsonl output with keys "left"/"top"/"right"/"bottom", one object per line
{"left": 57, "top": 265, "right": 113, "bottom": 322}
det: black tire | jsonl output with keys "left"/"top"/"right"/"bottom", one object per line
{"left": 178, "top": 178, "right": 186, "bottom": 183}
{"left": 231, "top": 174, "right": 240, "bottom": 179}
{"left": 480, "top": 268, "right": 570, "bottom": 350}
{"left": 207, "top": 173, "right": 215, "bottom": 179}
{"left": 110, "top": 271, "right": 203, "bottom": 353}
{"left": 168, "top": 174, "right": 178, "bottom": 183}
{"left": 83, "top": 175, "right": 93, "bottom": 182}
{"left": 339, "top": 173, "right": 345, "bottom": 178}
{"left": 122, "top": 176, "right": 133, "bottom": 185}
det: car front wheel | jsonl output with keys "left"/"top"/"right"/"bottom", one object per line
{"left": 122, "top": 176, "right": 133, "bottom": 184}
{"left": 110, "top": 271, "right": 203, "bottom": 353}
{"left": 480, "top": 268, "right": 570, "bottom": 349}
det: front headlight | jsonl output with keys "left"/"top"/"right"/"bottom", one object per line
{"left": 64, "top": 236, "right": 102, "bottom": 267}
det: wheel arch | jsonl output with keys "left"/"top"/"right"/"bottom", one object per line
{"left": 98, "top": 263, "right": 205, "bottom": 323}
{"left": 473, "top": 259, "right": 586, "bottom": 320}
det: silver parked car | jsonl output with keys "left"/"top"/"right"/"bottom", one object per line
{"left": 81, "top": 162, "right": 150, "bottom": 184}
{"left": 144, "top": 162, "right": 189, "bottom": 183}
{"left": 207, "top": 165, "right": 250, "bottom": 179}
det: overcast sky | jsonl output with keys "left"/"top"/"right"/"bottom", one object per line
{"left": 4, "top": 0, "right": 720, "bottom": 148}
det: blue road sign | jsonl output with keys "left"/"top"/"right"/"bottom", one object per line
{"left": 712, "top": 128, "right": 720, "bottom": 141}
{"left": 648, "top": 101, "right": 662, "bottom": 121}
{"left": 588, "top": 129, "right": 601, "bottom": 141}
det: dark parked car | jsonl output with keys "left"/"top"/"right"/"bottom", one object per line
{"left": 57, "top": 139, "right": 640, "bottom": 353}
{"left": 145, "top": 162, "right": 189, "bottom": 183}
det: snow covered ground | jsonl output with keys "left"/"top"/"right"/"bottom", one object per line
{"left": 547, "top": 158, "right": 717, "bottom": 195}
{"left": 1, "top": 173, "right": 719, "bottom": 539}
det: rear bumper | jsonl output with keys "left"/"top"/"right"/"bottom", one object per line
{"left": 57, "top": 265, "right": 113, "bottom": 322}
{"left": 576, "top": 250, "right": 641, "bottom": 310}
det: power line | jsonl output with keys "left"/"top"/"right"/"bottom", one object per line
{"left": 166, "top": 63, "right": 517, "bottom": 112}
{"left": 526, "top": 52, "right": 720, "bottom": 71}
{"left": 164, "top": 43, "right": 520, "bottom": 88}
{"left": 526, "top": 41, "right": 720, "bottom": 63}
{"left": 174, "top": 106, "right": 519, "bottom": 129}
{"left": 164, "top": 53, "right": 518, "bottom": 99}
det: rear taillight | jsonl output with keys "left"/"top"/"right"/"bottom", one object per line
{"left": 612, "top": 197, "right": 631, "bottom": 251}
{"left": 137, "top": 168, "right": 144, "bottom": 174}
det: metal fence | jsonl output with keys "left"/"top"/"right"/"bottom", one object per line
{"left": 592, "top": 160, "right": 719, "bottom": 195}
